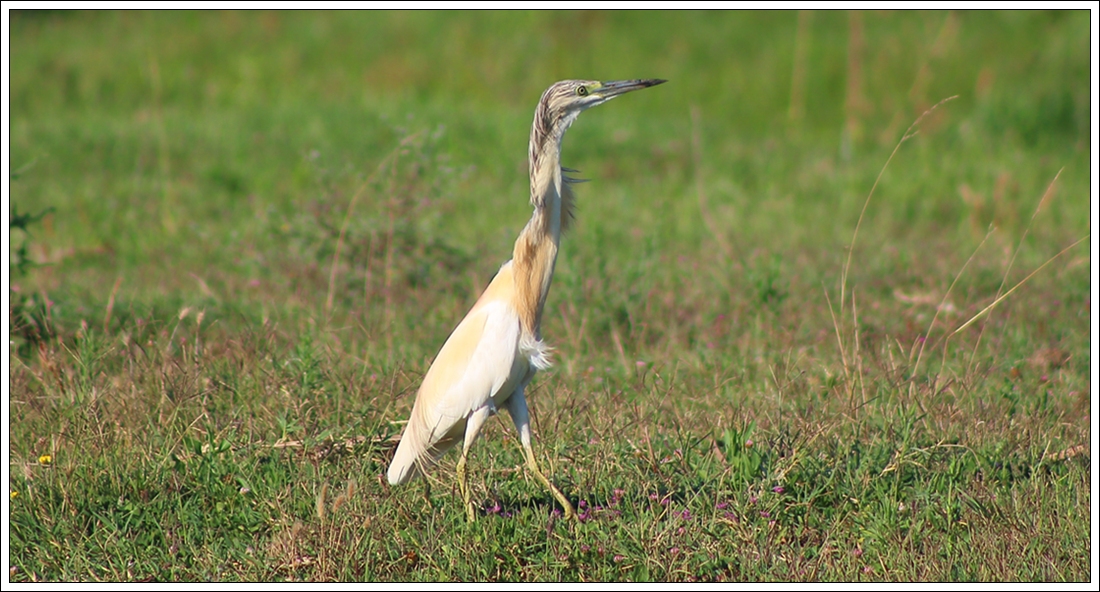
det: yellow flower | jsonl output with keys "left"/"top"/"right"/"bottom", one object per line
{"left": 10, "top": 490, "right": 18, "bottom": 500}
{"left": 38, "top": 454, "right": 52, "bottom": 465}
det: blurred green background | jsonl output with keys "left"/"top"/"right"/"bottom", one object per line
{"left": 9, "top": 11, "right": 1090, "bottom": 301}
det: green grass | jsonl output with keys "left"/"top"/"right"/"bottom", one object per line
{"left": 7, "top": 10, "right": 1092, "bottom": 582}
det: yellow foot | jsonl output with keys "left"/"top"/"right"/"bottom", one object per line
{"left": 551, "top": 488, "right": 577, "bottom": 520}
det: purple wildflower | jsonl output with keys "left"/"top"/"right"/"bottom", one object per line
{"left": 716, "top": 501, "right": 729, "bottom": 510}
{"left": 772, "top": 486, "right": 785, "bottom": 494}
{"left": 577, "top": 502, "right": 592, "bottom": 522}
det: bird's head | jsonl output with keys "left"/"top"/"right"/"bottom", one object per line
{"left": 541, "top": 78, "right": 667, "bottom": 117}
{"left": 530, "top": 78, "right": 666, "bottom": 163}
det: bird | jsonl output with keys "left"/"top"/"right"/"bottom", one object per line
{"left": 386, "top": 78, "right": 666, "bottom": 521}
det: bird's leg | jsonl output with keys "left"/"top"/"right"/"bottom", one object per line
{"left": 521, "top": 437, "right": 577, "bottom": 520}
{"left": 457, "top": 405, "right": 493, "bottom": 522}
{"left": 507, "top": 387, "right": 577, "bottom": 520}
{"left": 455, "top": 448, "right": 475, "bottom": 522}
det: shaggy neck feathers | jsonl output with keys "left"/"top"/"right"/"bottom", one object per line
{"left": 512, "top": 94, "right": 580, "bottom": 340}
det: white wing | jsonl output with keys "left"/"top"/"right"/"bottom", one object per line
{"left": 387, "top": 299, "right": 526, "bottom": 485}
{"left": 431, "top": 300, "right": 525, "bottom": 421}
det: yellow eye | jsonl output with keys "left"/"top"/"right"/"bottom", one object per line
{"left": 576, "top": 86, "right": 588, "bottom": 97}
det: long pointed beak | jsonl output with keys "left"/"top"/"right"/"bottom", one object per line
{"left": 595, "top": 78, "right": 667, "bottom": 99}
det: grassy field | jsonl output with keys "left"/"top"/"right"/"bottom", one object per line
{"left": 6, "top": 10, "right": 1094, "bottom": 582}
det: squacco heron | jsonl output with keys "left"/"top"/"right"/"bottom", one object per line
{"left": 387, "top": 79, "right": 666, "bottom": 521}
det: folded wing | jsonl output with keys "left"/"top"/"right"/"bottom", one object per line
{"left": 387, "top": 299, "right": 525, "bottom": 485}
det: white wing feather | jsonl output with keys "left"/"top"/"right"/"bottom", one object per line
{"left": 387, "top": 299, "right": 527, "bottom": 485}
{"left": 432, "top": 301, "right": 525, "bottom": 421}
